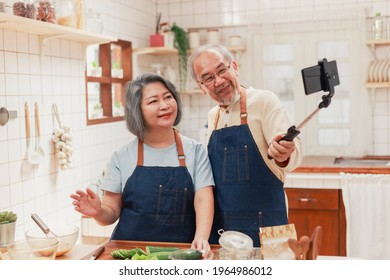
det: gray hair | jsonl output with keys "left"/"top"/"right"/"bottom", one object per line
{"left": 187, "top": 44, "right": 234, "bottom": 82}
{"left": 124, "top": 73, "right": 182, "bottom": 140}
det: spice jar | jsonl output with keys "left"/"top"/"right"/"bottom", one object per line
{"left": 12, "top": 0, "right": 36, "bottom": 19}
{"left": 56, "top": 0, "right": 76, "bottom": 27}
{"left": 35, "top": 0, "right": 56, "bottom": 23}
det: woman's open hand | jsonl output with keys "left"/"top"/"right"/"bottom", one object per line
{"left": 70, "top": 187, "right": 102, "bottom": 217}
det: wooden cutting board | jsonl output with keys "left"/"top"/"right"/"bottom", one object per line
{"left": 96, "top": 240, "right": 221, "bottom": 260}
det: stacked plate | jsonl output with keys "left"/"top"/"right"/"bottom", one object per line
{"left": 367, "top": 59, "right": 390, "bottom": 83}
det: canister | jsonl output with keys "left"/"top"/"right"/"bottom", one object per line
{"left": 188, "top": 30, "right": 200, "bottom": 49}
{"left": 207, "top": 28, "right": 220, "bottom": 45}
{"left": 229, "top": 35, "right": 242, "bottom": 47}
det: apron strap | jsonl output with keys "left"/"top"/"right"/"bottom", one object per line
{"left": 213, "top": 88, "right": 247, "bottom": 129}
{"left": 240, "top": 89, "right": 247, "bottom": 125}
{"left": 174, "top": 129, "right": 186, "bottom": 167}
{"left": 137, "top": 139, "right": 144, "bottom": 166}
{"left": 137, "top": 129, "right": 187, "bottom": 167}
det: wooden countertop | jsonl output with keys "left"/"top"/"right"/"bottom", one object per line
{"left": 0, "top": 244, "right": 100, "bottom": 260}
{"left": 293, "top": 156, "right": 390, "bottom": 174}
{"left": 96, "top": 240, "right": 221, "bottom": 260}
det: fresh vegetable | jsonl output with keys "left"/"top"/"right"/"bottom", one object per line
{"left": 0, "top": 211, "right": 17, "bottom": 224}
{"left": 111, "top": 248, "right": 146, "bottom": 259}
{"left": 147, "top": 251, "right": 174, "bottom": 260}
{"left": 145, "top": 246, "right": 180, "bottom": 254}
{"left": 131, "top": 253, "right": 156, "bottom": 260}
{"left": 170, "top": 249, "right": 203, "bottom": 260}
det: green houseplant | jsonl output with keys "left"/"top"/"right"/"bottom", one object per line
{"left": 170, "top": 23, "right": 189, "bottom": 92}
{"left": 0, "top": 211, "right": 17, "bottom": 246}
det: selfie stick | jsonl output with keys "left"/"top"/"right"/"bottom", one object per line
{"left": 268, "top": 58, "right": 339, "bottom": 159}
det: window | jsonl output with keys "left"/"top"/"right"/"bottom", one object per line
{"left": 253, "top": 19, "right": 369, "bottom": 157}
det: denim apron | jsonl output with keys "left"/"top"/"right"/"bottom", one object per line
{"left": 111, "top": 130, "right": 196, "bottom": 242}
{"left": 208, "top": 90, "right": 288, "bottom": 247}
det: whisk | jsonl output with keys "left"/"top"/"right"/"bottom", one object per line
{"left": 31, "top": 213, "right": 68, "bottom": 245}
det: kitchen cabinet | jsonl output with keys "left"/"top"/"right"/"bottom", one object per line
{"left": 285, "top": 188, "right": 346, "bottom": 256}
{"left": 85, "top": 40, "right": 132, "bottom": 125}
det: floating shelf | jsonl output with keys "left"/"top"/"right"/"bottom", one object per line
{"left": 0, "top": 13, "right": 116, "bottom": 45}
{"left": 134, "top": 46, "right": 246, "bottom": 56}
{"left": 133, "top": 47, "right": 178, "bottom": 55}
{"left": 365, "top": 82, "right": 390, "bottom": 88}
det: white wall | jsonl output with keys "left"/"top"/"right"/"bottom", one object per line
{"left": 1, "top": 0, "right": 390, "bottom": 241}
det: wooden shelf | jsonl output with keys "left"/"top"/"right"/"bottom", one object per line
{"left": 0, "top": 13, "right": 116, "bottom": 45}
{"left": 134, "top": 46, "right": 246, "bottom": 56}
{"left": 366, "top": 39, "right": 390, "bottom": 47}
{"left": 365, "top": 82, "right": 390, "bottom": 88}
{"left": 133, "top": 47, "right": 178, "bottom": 55}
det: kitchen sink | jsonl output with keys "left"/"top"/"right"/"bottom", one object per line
{"left": 333, "top": 157, "right": 390, "bottom": 166}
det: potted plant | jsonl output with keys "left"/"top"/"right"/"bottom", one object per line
{"left": 170, "top": 23, "right": 189, "bottom": 92}
{"left": 88, "top": 61, "right": 102, "bottom": 77}
{"left": 0, "top": 211, "right": 17, "bottom": 247}
{"left": 111, "top": 62, "right": 123, "bottom": 78}
{"left": 91, "top": 103, "right": 103, "bottom": 119}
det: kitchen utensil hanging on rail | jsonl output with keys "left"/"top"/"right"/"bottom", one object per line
{"left": 34, "top": 102, "right": 45, "bottom": 159}
{"left": 24, "top": 102, "right": 41, "bottom": 165}
{"left": 51, "top": 104, "right": 74, "bottom": 170}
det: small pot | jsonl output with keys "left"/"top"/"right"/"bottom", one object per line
{"left": 0, "top": 221, "right": 16, "bottom": 248}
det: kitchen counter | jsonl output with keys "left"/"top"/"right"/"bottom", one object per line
{"left": 0, "top": 244, "right": 100, "bottom": 260}
{"left": 293, "top": 156, "right": 390, "bottom": 174}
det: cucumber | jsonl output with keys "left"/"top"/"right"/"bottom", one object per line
{"left": 169, "top": 249, "right": 203, "bottom": 260}
{"left": 147, "top": 251, "right": 174, "bottom": 260}
{"left": 111, "top": 248, "right": 146, "bottom": 259}
{"left": 145, "top": 246, "right": 180, "bottom": 254}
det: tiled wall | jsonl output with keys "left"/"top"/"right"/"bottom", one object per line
{"left": 0, "top": 0, "right": 158, "bottom": 241}
{"left": 1, "top": 0, "right": 390, "bottom": 242}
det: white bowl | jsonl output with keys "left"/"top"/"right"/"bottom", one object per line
{"left": 25, "top": 225, "right": 79, "bottom": 257}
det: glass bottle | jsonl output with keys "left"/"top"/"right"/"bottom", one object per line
{"left": 74, "top": 0, "right": 86, "bottom": 29}
{"left": 35, "top": 0, "right": 56, "bottom": 23}
{"left": 0, "top": 1, "right": 4, "bottom": 13}
{"left": 373, "top": 12, "right": 383, "bottom": 40}
{"left": 56, "top": 0, "right": 75, "bottom": 27}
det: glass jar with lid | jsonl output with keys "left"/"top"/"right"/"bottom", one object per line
{"left": 86, "top": 8, "right": 103, "bottom": 33}
{"left": 56, "top": 0, "right": 76, "bottom": 27}
{"left": 35, "top": 0, "right": 56, "bottom": 23}
{"left": 12, "top": 0, "right": 36, "bottom": 19}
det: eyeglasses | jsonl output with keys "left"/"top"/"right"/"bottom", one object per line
{"left": 199, "top": 62, "right": 231, "bottom": 85}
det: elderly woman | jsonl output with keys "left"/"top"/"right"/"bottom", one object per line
{"left": 70, "top": 73, "right": 214, "bottom": 250}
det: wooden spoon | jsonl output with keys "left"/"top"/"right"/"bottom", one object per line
{"left": 309, "top": 226, "right": 323, "bottom": 260}
{"left": 288, "top": 238, "right": 303, "bottom": 260}
{"left": 299, "top": 236, "right": 311, "bottom": 260}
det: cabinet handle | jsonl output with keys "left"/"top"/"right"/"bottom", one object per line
{"left": 298, "top": 197, "right": 312, "bottom": 202}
